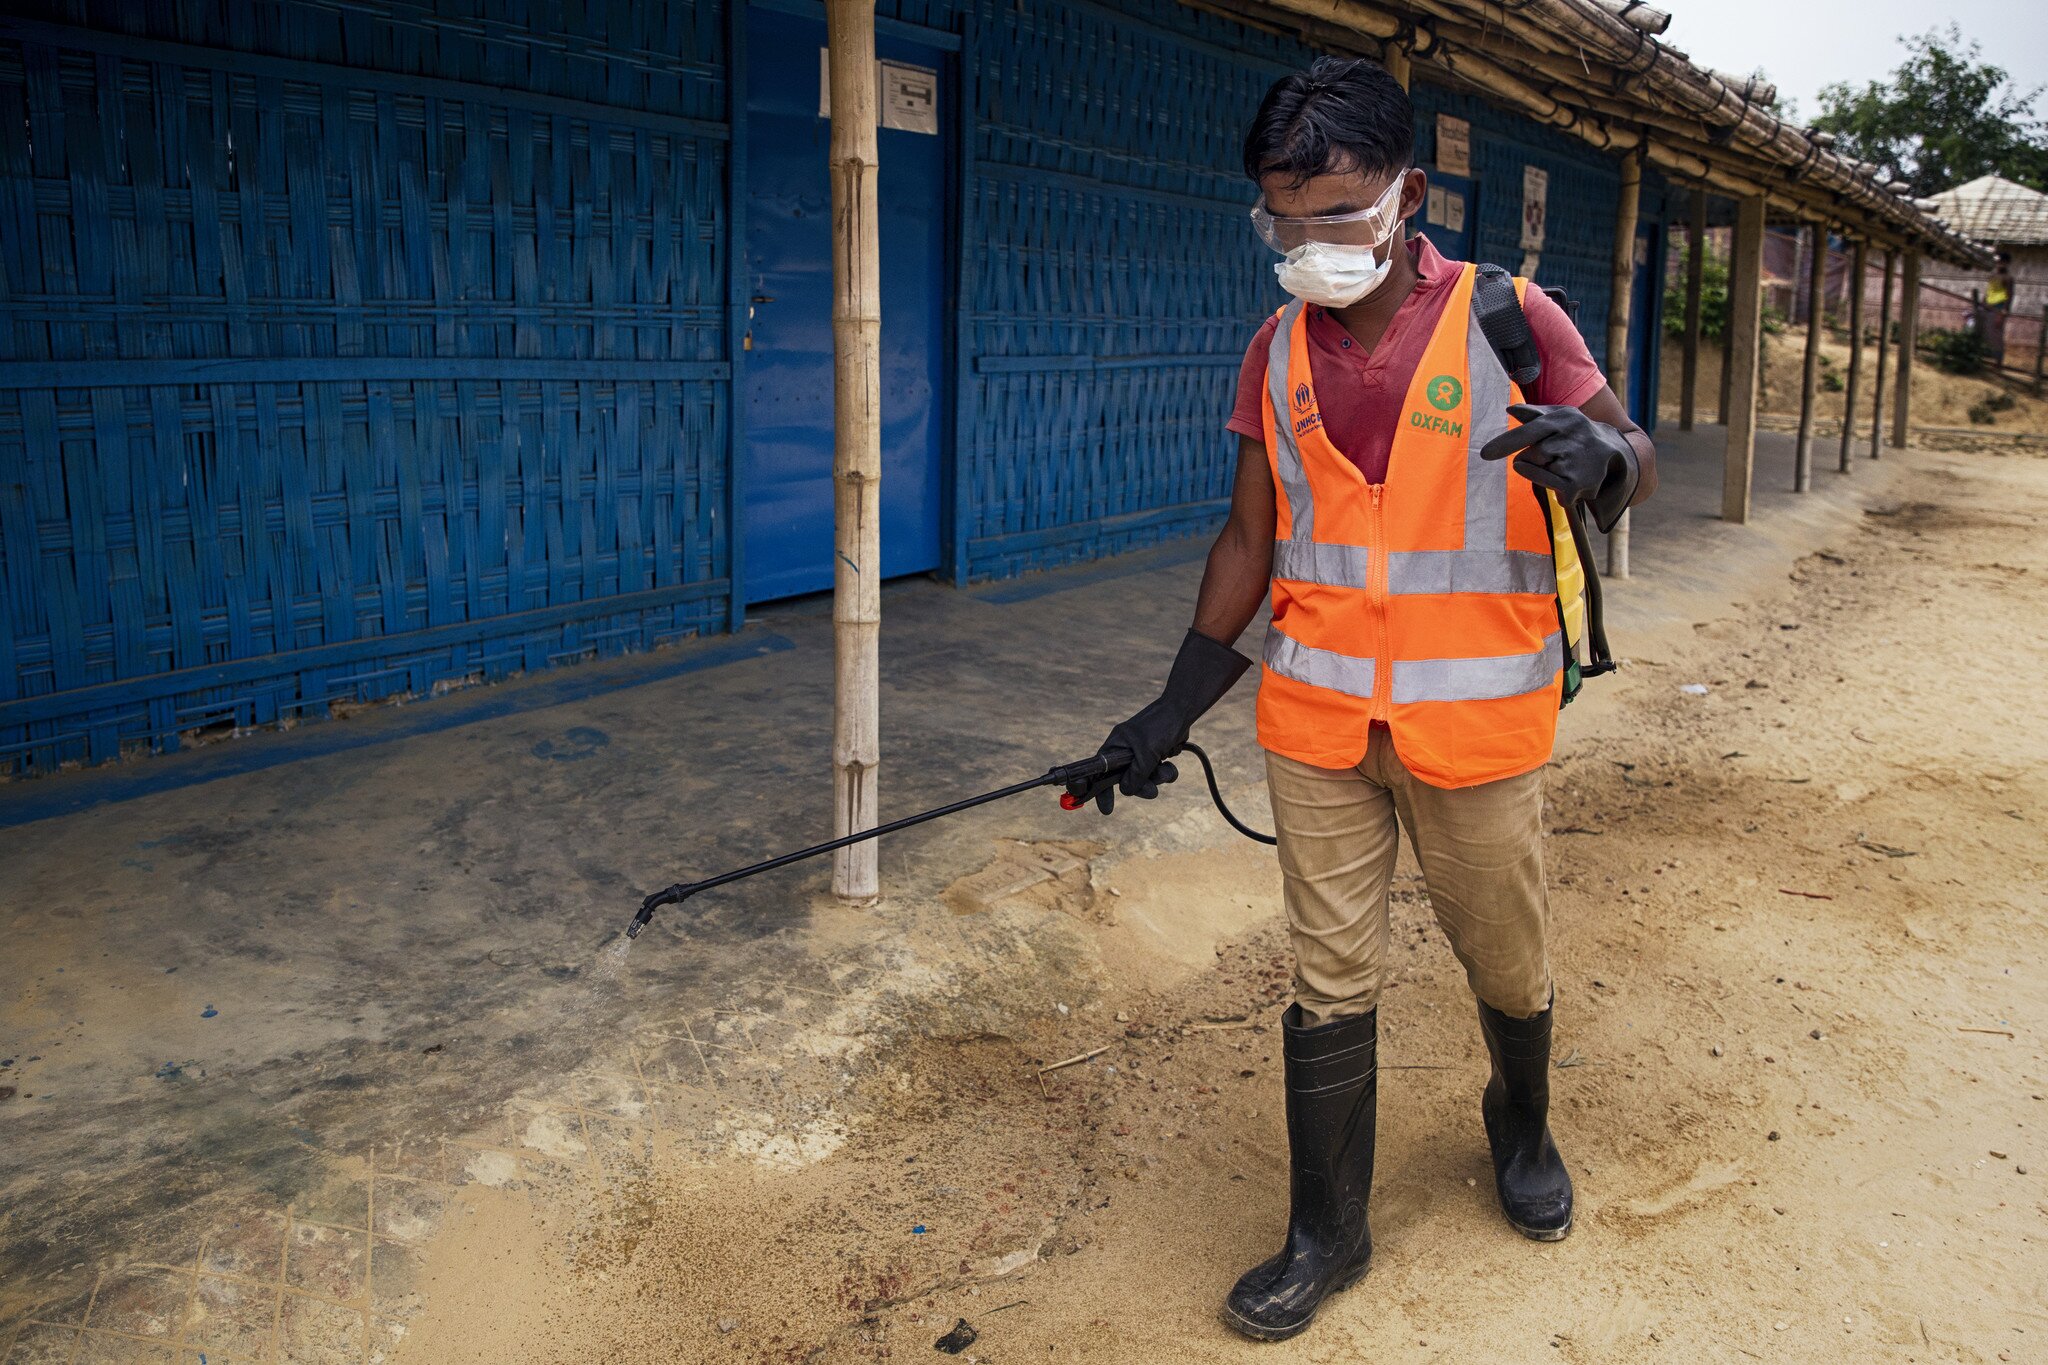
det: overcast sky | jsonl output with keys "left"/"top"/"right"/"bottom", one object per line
{"left": 1656, "top": 0, "right": 2048, "bottom": 126}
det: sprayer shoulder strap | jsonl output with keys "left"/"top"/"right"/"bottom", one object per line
{"left": 1469, "top": 264, "right": 1615, "bottom": 684}
{"left": 1472, "top": 263, "right": 1545, "bottom": 387}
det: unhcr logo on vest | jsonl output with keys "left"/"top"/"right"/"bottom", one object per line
{"left": 1409, "top": 373, "right": 1465, "bottom": 437}
{"left": 1291, "top": 380, "right": 1322, "bottom": 436}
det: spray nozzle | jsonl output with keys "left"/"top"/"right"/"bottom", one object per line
{"left": 627, "top": 884, "right": 686, "bottom": 939}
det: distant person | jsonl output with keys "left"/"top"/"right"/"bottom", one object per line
{"left": 1984, "top": 250, "right": 2014, "bottom": 363}
{"left": 1069, "top": 56, "right": 1656, "bottom": 1340}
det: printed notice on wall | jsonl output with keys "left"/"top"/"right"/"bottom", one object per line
{"left": 1426, "top": 185, "right": 1446, "bottom": 227}
{"left": 819, "top": 53, "right": 940, "bottom": 134}
{"left": 1443, "top": 190, "right": 1465, "bottom": 233}
{"left": 1520, "top": 164, "right": 1548, "bottom": 250}
{"left": 1436, "top": 115, "right": 1471, "bottom": 178}
{"left": 881, "top": 61, "right": 938, "bottom": 134}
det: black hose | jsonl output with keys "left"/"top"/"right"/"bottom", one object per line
{"left": 1181, "top": 742, "right": 1276, "bottom": 845}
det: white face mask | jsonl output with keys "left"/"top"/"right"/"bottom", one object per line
{"left": 1273, "top": 235, "right": 1396, "bottom": 309}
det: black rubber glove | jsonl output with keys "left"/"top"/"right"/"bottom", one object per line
{"left": 1067, "top": 629, "right": 1253, "bottom": 814}
{"left": 1479, "top": 402, "right": 1641, "bottom": 534}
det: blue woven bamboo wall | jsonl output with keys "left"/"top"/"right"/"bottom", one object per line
{"left": 955, "top": 0, "right": 1306, "bottom": 579}
{"left": 0, "top": 1, "right": 733, "bottom": 774}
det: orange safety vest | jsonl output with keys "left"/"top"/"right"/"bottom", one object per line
{"left": 1256, "top": 264, "right": 1585, "bottom": 789}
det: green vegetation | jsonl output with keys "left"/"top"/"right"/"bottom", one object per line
{"left": 1664, "top": 241, "right": 1730, "bottom": 342}
{"left": 1968, "top": 390, "right": 2016, "bottom": 425}
{"left": 1813, "top": 26, "right": 2048, "bottom": 194}
{"left": 1923, "top": 327, "right": 1990, "bottom": 376}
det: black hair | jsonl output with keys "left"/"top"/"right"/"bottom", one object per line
{"left": 1242, "top": 56, "right": 1414, "bottom": 188}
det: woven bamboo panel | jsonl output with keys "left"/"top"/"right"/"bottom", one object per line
{"left": 0, "top": 1, "right": 731, "bottom": 774}
{"left": 960, "top": 0, "right": 1304, "bottom": 578}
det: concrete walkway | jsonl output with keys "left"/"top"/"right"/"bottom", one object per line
{"left": 0, "top": 420, "right": 1900, "bottom": 1357}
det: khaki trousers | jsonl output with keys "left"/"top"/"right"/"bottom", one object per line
{"left": 1265, "top": 729, "right": 1552, "bottom": 1024}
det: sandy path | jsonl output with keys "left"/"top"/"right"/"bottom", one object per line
{"left": 395, "top": 446, "right": 2046, "bottom": 1364}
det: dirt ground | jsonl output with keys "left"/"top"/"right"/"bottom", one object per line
{"left": 370, "top": 446, "right": 2047, "bottom": 1363}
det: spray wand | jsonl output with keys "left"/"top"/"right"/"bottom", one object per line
{"left": 626, "top": 742, "right": 1272, "bottom": 941}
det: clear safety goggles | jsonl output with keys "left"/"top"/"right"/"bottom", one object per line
{"left": 1250, "top": 173, "right": 1407, "bottom": 253}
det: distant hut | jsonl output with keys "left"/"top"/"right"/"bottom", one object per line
{"left": 1920, "top": 175, "right": 2048, "bottom": 362}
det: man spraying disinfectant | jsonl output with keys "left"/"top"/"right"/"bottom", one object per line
{"left": 1066, "top": 56, "right": 1658, "bottom": 1341}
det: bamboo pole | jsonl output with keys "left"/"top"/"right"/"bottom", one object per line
{"left": 1890, "top": 251, "right": 1920, "bottom": 450}
{"left": 826, "top": 0, "right": 881, "bottom": 903}
{"left": 1723, "top": 195, "right": 1766, "bottom": 524}
{"left": 1838, "top": 239, "right": 1865, "bottom": 472}
{"left": 1679, "top": 188, "right": 1705, "bottom": 431}
{"left": 1604, "top": 150, "right": 1641, "bottom": 578}
{"left": 1870, "top": 249, "right": 1895, "bottom": 459}
{"left": 1383, "top": 41, "right": 1410, "bottom": 90}
{"left": 1794, "top": 223, "right": 1827, "bottom": 492}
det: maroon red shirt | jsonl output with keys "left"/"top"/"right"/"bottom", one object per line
{"left": 1227, "top": 236, "right": 1607, "bottom": 484}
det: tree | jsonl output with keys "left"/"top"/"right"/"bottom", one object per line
{"left": 1812, "top": 26, "right": 2048, "bottom": 195}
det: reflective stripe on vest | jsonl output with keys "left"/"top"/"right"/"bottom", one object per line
{"left": 1392, "top": 632, "right": 1562, "bottom": 704}
{"left": 1264, "top": 628, "right": 1375, "bottom": 698}
{"left": 1386, "top": 548, "right": 1555, "bottom": 595}
{"left": 1272, "top": 539, "right": 1371, "bottom": 588}
{"left": 1268, "top": 625, "right": 1560, "bottom": 704}
{"left": 1267, "top": 298, "right": 1315, "bottom": 544}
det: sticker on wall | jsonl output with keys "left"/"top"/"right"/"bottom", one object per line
{"left": 1426, "top": 184, "right": 1446, "bottom": 226}
{"left": 1520, "top": 165, "right": 1548, "bottom": 251}
{"left": 1443, "top": 191, "right": 1466, "bottom": 233}
{"left": 817, "top": 51, "right": 940, "bottom": 135}
{"left": 1436, "top": 115, "right": 1471, "bottom": 178}
{"left": 1519, "top": 250, "right": 1542, "bottom": 279}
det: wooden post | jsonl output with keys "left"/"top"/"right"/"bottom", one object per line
{"left": 826, "top": 0, "right": 881, "bottom": 903}
{"left": 1383, "top": 43, "right": 1411, "bottom": 91}
{"left": 1679, "top": 187, "right": 1705, "bottom": 430}
{"left": 1722, "top": 194, "right": 1766, "bottom": 524}
{"left": 1603, "top": 150, "right": 1641, "bottom": 577}
{"left": 1717, "top": 250, "right": 1736, "bottom": 425}
{"left": 2033, "top": 308, "right": 2045, "bottom": 396}
{"left": 1838, "top": 238, "right": 1865, "bottom": 472}
{"left": 1793, "top": 222, "right": 1827, "bottom": 492}
{"left": 1869, "top": 248, "right": 1895, "bottom": 460}
{"left": 1890, "top": 250, "right": 1920, "bottom": 450}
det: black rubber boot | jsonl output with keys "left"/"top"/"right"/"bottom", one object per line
{"left": 1221, "top": 1005, "right": 1377, "bottom": 1342}
{"left": 1477, "top": 998, "right": 1573, "bottom": 1240}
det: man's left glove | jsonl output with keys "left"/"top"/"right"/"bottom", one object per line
{"left": 1479, "top": 402, "right": 1640, "bottom": 534}
{"left": 1068, "top": 629, "right": 1253, "bottom": 814}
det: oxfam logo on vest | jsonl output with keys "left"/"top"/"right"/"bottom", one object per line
{"left": 1409, "top": 373, "right": 1467, "bottom": 437}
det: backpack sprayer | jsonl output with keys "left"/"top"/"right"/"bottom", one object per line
{"left": 625, "top": 742, "right": 1273, "bottom": 940}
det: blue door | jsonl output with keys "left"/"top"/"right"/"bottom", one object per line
{"left": 1626, "top": 222, "right": 1661, "bottom": 429}
{"left": 743, "top": 7, "right": 949, "bottom": 603}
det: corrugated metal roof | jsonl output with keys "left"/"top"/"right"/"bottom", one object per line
{"left": 1923, "top": 175, "right": 2048, "bottom": 247}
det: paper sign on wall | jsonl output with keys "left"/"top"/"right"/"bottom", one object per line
{"left": 1443, "top": 190, "right": 1465, "bottom": 233}
{"left": 1436, "top": 115, "right": 1471, "bottom": 178}
{"left": 1520, "top": 165, "right": 1549, "bottom": 251}
{"left": 881, "top": 62, "right": 938, "bottom": 133}
{"left": 1426, "top": 184, "right": 1446, "bottom": 226}
{"left": 819, "top": 51, "right": 941, "bottom": 135}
